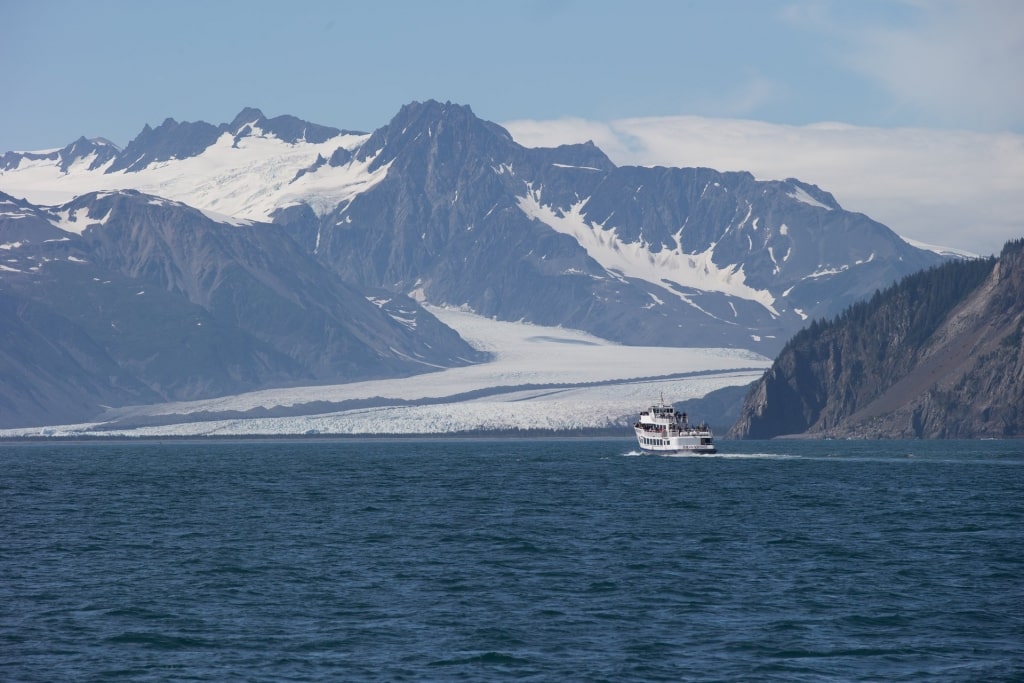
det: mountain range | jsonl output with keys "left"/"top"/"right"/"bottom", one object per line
{"left": 1, "top": 101, "right": 952, "bottom": 430}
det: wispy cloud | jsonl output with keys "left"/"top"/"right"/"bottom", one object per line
{"left": 852, "top": 1, "right": 1024, "bottom": 131}
{"left": 785, "top": 0, "right": 1024, "bottom": 131}
{"left": 503, "top": 115, "right": 1024, "bottom": 256}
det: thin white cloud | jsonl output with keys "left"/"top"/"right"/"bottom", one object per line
{"left": 852, "top": 1, "right": 1024, "bottom": 131}
{"left": 503, "top": 115, "right": 1024, "bottom": 256}
{"left": 786, "top": 0, "right": 1024, "bottom": 132}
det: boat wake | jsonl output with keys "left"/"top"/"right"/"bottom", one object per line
{"left": 710, "top": 452, "right": 801, "bottom": 460}
{"left": 621, "top": 450, "right": 800, "bottom": 460}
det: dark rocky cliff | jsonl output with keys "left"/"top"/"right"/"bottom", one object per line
{"left": 729, "top": 239, "right": 1024, "bottom": 438}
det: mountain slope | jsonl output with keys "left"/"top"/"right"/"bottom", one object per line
{"left": 0, "top": 190, "right": 483, "bottom": 428}
{"left": 729, "top": 240, "right": 1024, "bottom": 438}
{"left": 0, "top": 289, "right": 162, "bottom": 428}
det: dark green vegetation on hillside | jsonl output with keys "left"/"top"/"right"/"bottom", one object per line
{"left": 730, "top": 239, "right": 1024, "bottom": 438}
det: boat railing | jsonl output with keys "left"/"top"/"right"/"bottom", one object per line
{"left": 635, "top": 422, "right": 711, "bottom": 436}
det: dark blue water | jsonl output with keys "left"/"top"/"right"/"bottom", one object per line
{"left": 2, "top": 438, "right": 1022, "bottom": 682}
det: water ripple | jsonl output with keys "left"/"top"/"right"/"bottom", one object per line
{"left": 1, "top": 438, "right": 1022, "bottom": 682}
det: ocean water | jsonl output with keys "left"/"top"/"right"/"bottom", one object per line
{"left": 2, "top": 438, "right": 1022, "bottom": 682}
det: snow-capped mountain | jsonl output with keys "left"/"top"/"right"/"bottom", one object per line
{"left": 0, "top": 101, "right": 951, "bottom": 429}
{"left": 0, "top": 189, "right": 483, "bottom": 428}
{"left": 309, "top": 103, "right": 945, "bottom": 350}
{"left": 2, "top": 102, "right": 947, "bottom": 347}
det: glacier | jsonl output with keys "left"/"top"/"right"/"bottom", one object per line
{"left": 0, "top": 307, "right": 771, "bottom": 438}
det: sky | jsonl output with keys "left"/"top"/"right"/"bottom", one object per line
{"left": 3, "top": 0, "right": 1023, "bottom": 254}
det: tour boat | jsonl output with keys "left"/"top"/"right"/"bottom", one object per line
{"left": 634, "top": 399, "right": 716, "bottom": 454}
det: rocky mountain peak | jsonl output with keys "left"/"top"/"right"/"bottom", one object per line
{"left": 356, "top": 99, "right": 515, "bottom": 170}
{"left": 228, "top": 107, "right": 351, "bottom": 144}
{"left": 108, "top": 116, "right": 222, "bottom": 173}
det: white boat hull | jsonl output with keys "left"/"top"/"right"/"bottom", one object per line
{"left": 634, "top": 427, "right": 716, "bottom": 454}
{"left": 634, "top": 399, "right": 716, "bottom": 454}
